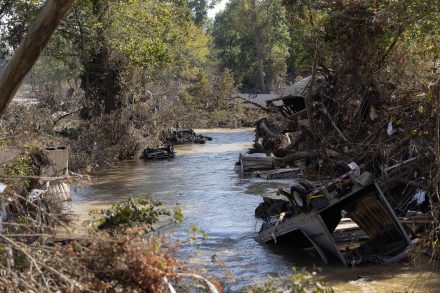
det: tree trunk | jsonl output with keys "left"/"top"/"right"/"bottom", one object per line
{"left": 0, "top": 0, "right": 75, "bottom": 116}
{"left": 80, "top": 5, "right": 123, "bottom": 118}
{"left": 250, "top": 0, "right": 266, "bottom": 93}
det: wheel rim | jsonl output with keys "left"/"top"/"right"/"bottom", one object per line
{"left": 292, "top": 191, "right": 304, "bottom": 207}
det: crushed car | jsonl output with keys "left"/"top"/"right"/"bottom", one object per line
{"left": 256, "top": 161, "right": 413, "bottom": 266}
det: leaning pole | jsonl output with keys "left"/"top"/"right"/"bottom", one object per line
{"left": 0, "top": 0, "right": 76, "bottom": 116}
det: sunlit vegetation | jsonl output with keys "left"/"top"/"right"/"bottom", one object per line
{"left": 0, "top": 0, "right": 439, "bottom": 291}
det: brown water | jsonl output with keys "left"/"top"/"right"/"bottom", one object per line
{"left": 71, "top": 129, "right": 440, "bottom": 292}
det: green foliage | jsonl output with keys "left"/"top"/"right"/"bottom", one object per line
{"left": 95, "top": 197, "right": 171, "bottom": 233}
{"left": 108, "top": 0, "right": 191, "bottom": 70}
{"left": 3, "top": 155, "right": 38, "bottom": 177}
{"left": 188, "top": 0, "right": 219, "bottom": 27}
{"left": 189, "top": 223, "right": 208, "bottom": 242}
{"left": 283, "top": 0, "right": 440, "bottom": 78}
{"left": 0, "top": 0, "right": 43, "bottom": 52}
{"left": 212, "top": 0, "right": 290, "bottom": 93}
{"left": 173, "top": 205, "right": 184, "bottom": 225}
{"left": 244, "top": 268, "right": 333, "bottom": 293}
{"left": 210, "top": 109, "right": 230, "bottom": 126}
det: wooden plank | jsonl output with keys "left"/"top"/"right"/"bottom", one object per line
{"left": 255, "top": 168, "right": 300, "bottom": 180}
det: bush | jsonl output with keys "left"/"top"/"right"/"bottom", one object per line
{"left": 1, "top": 102, "right": 54, "bottom": 135}
{"left": 93, "top": 197, "right": 171, "bottom": 233}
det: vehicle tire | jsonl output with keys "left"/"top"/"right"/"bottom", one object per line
{"left": 334, "top": 161, "right": 351, "bottom": 177}
{"left": 290, "top": 183, "right": 307, "bottom": 208}
{"left": 299, "top": 179, "right": 315, "bottom": 192}
{"left": 167, "top": 145, "right": 174, "bottom": 153}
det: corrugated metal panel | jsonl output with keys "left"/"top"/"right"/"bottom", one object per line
{"left": 280, "top": 75, "right": 326, "bottom": 99}
{"left": 281, "top": 76, "right": 312, "bottom": 98}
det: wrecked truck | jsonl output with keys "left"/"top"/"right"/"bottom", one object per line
{"left": 257, "top": 162, "right": 412, "bottom": 266}
{"left": 143, "top": 145, "right": 175, "bottom": 160}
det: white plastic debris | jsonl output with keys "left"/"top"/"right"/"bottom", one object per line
{"left": 387, "top": 121, "right": 395, "bottom": 136}
{"left": 370, "top": 107, "right": 379, "bottom": 121}
{"left": 0, "top": 182, "right": 6, "bottom": 234}
{"left": 0, "top": 183, "right": 7, "bottom": 193}
{"left": 29, "top": 189, "right": 47, "bottom": 202}
{"left": 279, "top": 212, "right": 286, "bottom": 222}
{"left": 0, "top": 214, "right": 4, "bottom": 234}
{"left": 348, "top": 162, "right": 361, "bottom": 177}
{"left": 412, "top": 189, "right": 426, "bottom": 206}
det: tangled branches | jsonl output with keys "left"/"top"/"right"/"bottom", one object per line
{"left": 0, "top": 233, "right": 182, "bottom": 292}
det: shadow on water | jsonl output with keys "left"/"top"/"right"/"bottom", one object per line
{"left": 71, "top": 129, "right": 440, "bottom": 292}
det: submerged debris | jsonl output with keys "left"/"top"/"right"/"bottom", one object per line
{"left": 248, "top": 75, "right": 439, "bottom": 259}
{"left": 257, "top": 163, "right": 413, "bottom": 266}
{"left": 169, "top": 128, "right": 213, "bottom": 145}
{"left": 143, "top": 145, "right": 176, "bottom": 160}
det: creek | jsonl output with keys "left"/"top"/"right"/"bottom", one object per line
{"left": 72, "top": 129, "right": 439, "bottom": 292}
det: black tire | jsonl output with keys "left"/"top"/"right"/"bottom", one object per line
{"left": 290, "top": 183, "right": 307, "bottom": 208}
{"left": 299, "top": 179, "right": 315, "bottom": 192}
{"left": 334, "top": 161, "right": 351, "bottom": 177}
{"left": 167, "top": 145, "right": 174, "bottom": 153}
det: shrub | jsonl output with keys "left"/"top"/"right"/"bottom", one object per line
{"left": 93, "top": 197, "right": 170, "bottom": 233}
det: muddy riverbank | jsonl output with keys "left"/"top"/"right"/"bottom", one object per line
{"left": 71, "top": 129, "right": 440, "bottom": 292}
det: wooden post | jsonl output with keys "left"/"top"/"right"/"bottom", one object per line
{"left": 0, "top": 0, "right": 75, "bottom": 116}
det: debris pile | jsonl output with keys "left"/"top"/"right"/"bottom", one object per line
{"left": 252, "top": 76, "right": 440, "bottom": 221}
{"left": 168, "top": 128, "right": 213, "bottom": 144}
{"left": 0, "top": 186, "right": 220, "bottom": 292}
{"left": 256, "top": 163, "right": 414, "bottom": 265}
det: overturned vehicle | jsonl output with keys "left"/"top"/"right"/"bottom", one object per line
{"left": 169, "top": 128, "right": 213, "bottom": 145}
{"left": 256, "top": 162, "right": 413, "bottom": 266}
{"left": 143, "top": 145, "right": 175, "bottom": 160}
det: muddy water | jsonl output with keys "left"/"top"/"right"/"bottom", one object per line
{"left": 71, "top": 129, "right": 440, "bottom": 292}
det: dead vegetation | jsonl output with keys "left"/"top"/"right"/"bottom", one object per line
{"left": 0, "top": 231, "right": 183, "bottom": 292}
{"left": 252, "top": 1, "right": 440, "bottom": 257}
{"left": 0, "top": 134, "right": 220, "bottom": 291}
{"left": 0, "top": 189, "right": 222, "bottom": 292}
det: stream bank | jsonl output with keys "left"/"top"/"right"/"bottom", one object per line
{"left": 71, "top": 129, "right": 439, "bottom": 292}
